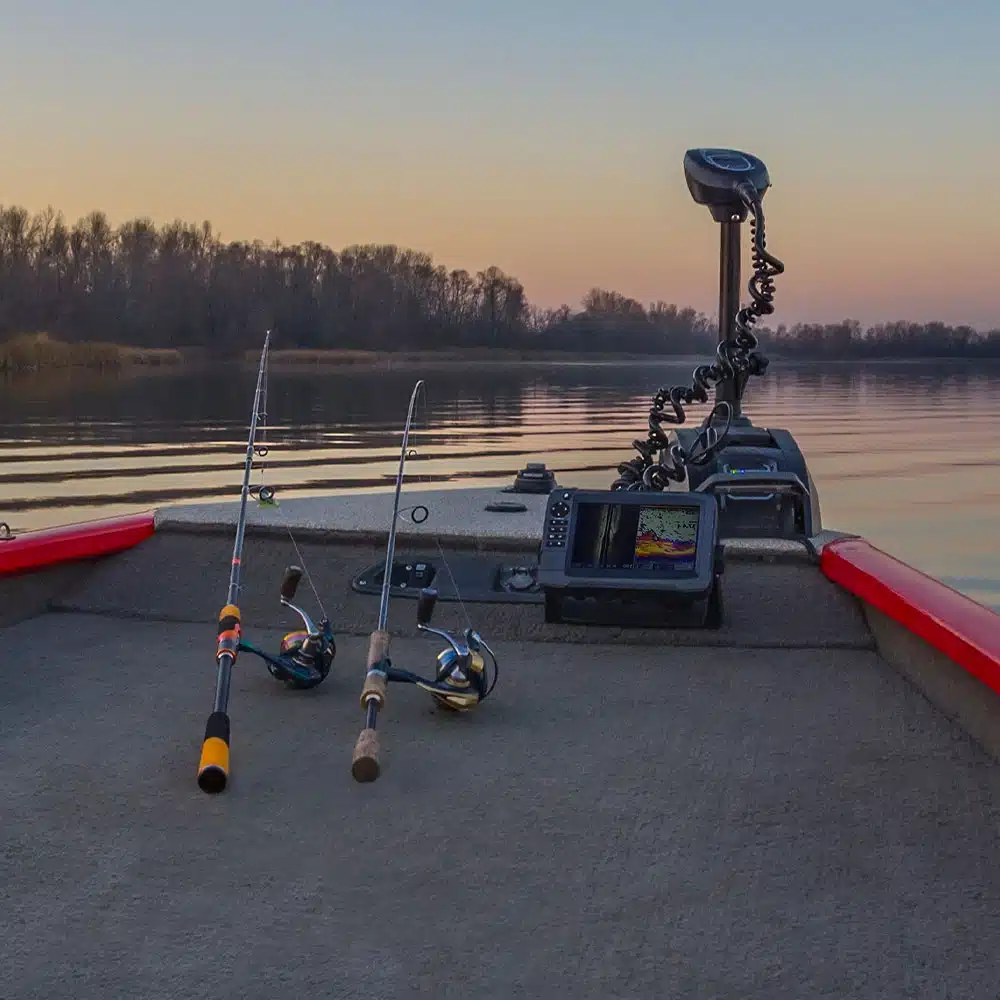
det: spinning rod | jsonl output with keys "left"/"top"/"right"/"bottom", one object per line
{"left": 351, "top": 380, "right": 498, "bottom": 783}
{"left": 196, "top": 332, "right": 272, "bottom": 794}
{"left": 195, "top": 332, "right": 337, "bottom": 794}
{"left": 350, "top": 379, "right": 425, "bottom": 782}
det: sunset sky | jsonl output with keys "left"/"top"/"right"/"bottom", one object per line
{"left": 3, "top": 0, "right": 998, "bottom": 328}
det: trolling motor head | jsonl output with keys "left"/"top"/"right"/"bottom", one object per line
{"left": 683, "top": 148, "right": 771, "bottom": 223}
{"left": 410, "top": 587, "right": 494, "bottom": 711}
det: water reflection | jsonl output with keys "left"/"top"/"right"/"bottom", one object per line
{"left": 1, "top": 360, "right": 997, "bottom": 610}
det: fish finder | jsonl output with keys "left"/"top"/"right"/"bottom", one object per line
{"left": 537, "top": 489, "right": 724, "bottom": 628}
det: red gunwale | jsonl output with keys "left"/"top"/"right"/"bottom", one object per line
{"left": 3, "top": 511, "right": 997, "bottom": 696}
{"left": 821, "top": 537, "right": 1000, "bottom": 695}
{"left": 0, "top": 513, "right": 155, "bottom": 575}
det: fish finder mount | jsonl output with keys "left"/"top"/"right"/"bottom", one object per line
{"left": 611, "top": 147, "right": 821, "bottom": 542}
{"left": 536, "top": 488, "right": 724, "bottom": 628}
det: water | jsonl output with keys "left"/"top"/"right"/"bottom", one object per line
{"left": 1, "top": 359, "right": 998, "bottom": 610}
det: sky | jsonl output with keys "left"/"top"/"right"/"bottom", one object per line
{"left": 2, "top": 0, "right": 999, "bottom": 328}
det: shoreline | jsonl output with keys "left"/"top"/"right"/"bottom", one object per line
{"left": 251, "top": 348, "right": 1000, "bottom": 371}
{"left": 0, "top": 333, "right": 182, "bottom": 374}
{"left": 3, "top": 335, "right": 998, "bottom": 375}
{"left": 256, "top": 348, "right": 708, "bottom": 371}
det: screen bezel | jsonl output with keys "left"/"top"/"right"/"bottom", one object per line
{"left": 555, "top": 490, "right": 718, "bottom": 594}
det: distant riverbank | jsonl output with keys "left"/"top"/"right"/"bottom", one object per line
{"left": 4, "top": 334, "right": 997, "bottom": 376}
{"left": 249, "top": 346, "right": 709, "bottom": 370}
{"left": 0, "top": 333, "right": 182, "bottom": 374}
{"left": 0, "top": 338, "right": 698, "bottom": 375}
{"left": 249, "top": 347, "right": 1000, "bottom": 371}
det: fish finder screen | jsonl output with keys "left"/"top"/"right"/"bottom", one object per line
{"left": 569, "top": 502, "right": 700, "bottom": 575}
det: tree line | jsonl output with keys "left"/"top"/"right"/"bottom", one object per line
{"left": 0, "top": 203, "right": 997, "bottom": 359}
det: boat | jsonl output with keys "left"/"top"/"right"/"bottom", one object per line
{"left": 3, "top": 149, "right": 1000, "bottom": 998}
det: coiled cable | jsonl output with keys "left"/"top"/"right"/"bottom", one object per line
{"left": 611, "top": 183, "right": 785, "bottom": 491}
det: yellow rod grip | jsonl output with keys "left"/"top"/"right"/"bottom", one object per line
{"left": 197, "top": 737, "right": 230, "bottom": 793}
{"left": 198, "top": 711, "right": 231, "bottom": 794}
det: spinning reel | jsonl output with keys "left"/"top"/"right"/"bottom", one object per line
{"left": 383, "top": 587, "right": 498, "bottom": 712}
{"left": 238, "top": 565, "right": 336, "bottom": 690}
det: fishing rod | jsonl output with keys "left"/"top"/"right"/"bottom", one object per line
{"left": 350, "top": 380, "right": 499, "bottom": 783}
{"left": 197, "top": 331, "right": 272, "bottom": 794}
{"left": 350, "top": 379, "right": 426, "bottom": 782}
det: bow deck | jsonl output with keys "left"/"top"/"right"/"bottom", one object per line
{"left": 3, "top": 488, "right": 1000, "bottom": 998}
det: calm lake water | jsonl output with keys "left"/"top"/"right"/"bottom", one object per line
{"left": 2, "top": 359, "right": 998, "bottom": 610}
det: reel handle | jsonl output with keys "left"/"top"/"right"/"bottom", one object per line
{"left": 416, "top": 587, "right": 438, "bottom": 626}
{"left": 280, "top": 565, "right": 303, "bottom": 602}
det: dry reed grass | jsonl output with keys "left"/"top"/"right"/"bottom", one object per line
{"left": 253, "top": 346, "right": 649, "bottom": 366}
{"left": 0, "top": 332, "right": 183, "bottom": 373}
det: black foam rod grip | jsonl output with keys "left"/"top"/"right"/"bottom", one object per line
{"left": 417, "top": 587, "right": 438, "bottom": 625}
{"left": 280, "top": 565, "right": 303, "bottom": 602}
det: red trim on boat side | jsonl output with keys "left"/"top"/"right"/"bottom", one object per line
{"left": 0, "top": 513, "right": 156, "bottom": 575}
{"left": 821, "top": 537, "right": 1000, "bottom": 694}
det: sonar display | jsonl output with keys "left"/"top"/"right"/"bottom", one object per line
{"left": 633, "top": 506, "right": 699, "bottom": 569}
{"left": 568, "top": 500, "right": 701, "bottom": 575}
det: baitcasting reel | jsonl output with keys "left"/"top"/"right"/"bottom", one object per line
{"left": 238, "top": 565, "right": 336, "bottom": 690}
{"left": 384, "top": 587, "right": 498, "bottom": 711}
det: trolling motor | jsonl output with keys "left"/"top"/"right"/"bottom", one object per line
{"left": 611, "top": 147, "right": 821, "bottom": 540}
{"left": 538, "top": 148, "right": 821, "bottom": 629}
{"left": 237, "top": 565, "right": 336, "bottom": 690}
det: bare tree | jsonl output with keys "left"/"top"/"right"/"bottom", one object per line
{"left": 0, "top": 201, "right": 995, "bottom": 359}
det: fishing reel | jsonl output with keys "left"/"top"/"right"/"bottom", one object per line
{"left": 384, "top": 587, "right": 498, "bottom": 711}
{"left": 238, "top": 564, "right": 335, "bottom": 690}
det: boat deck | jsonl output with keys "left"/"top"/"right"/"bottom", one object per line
{"left": 4, "top": 489, "right": 1000, "bottom": 998}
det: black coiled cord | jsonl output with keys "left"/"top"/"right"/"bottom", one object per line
{"left": 611, "top": 183, "right": 785, "bottom": 491}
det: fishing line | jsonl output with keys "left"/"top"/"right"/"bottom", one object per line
{"left": 281, "top": 516, "right": 329, "bottom": 623}
{"left": 249, "top": 346, "right": 276, "bottom": 506}
{"left": 412, "top": 386, "right": 474, "bottom": 632}
{"left": 411, "top": 390, "right": 496, "bottom": 691}
{"left": 240, "top": 340, "right": 326, "bottom": 621}
{"left": 350, "top": 378, "right": 500, "bottom": 783}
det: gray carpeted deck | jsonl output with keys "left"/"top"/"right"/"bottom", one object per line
{"left": 4, "top": 604, "right": 1000, "bottom": 998}
{"left": 3, "top": 485, "right": 999, "bottom": 997}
